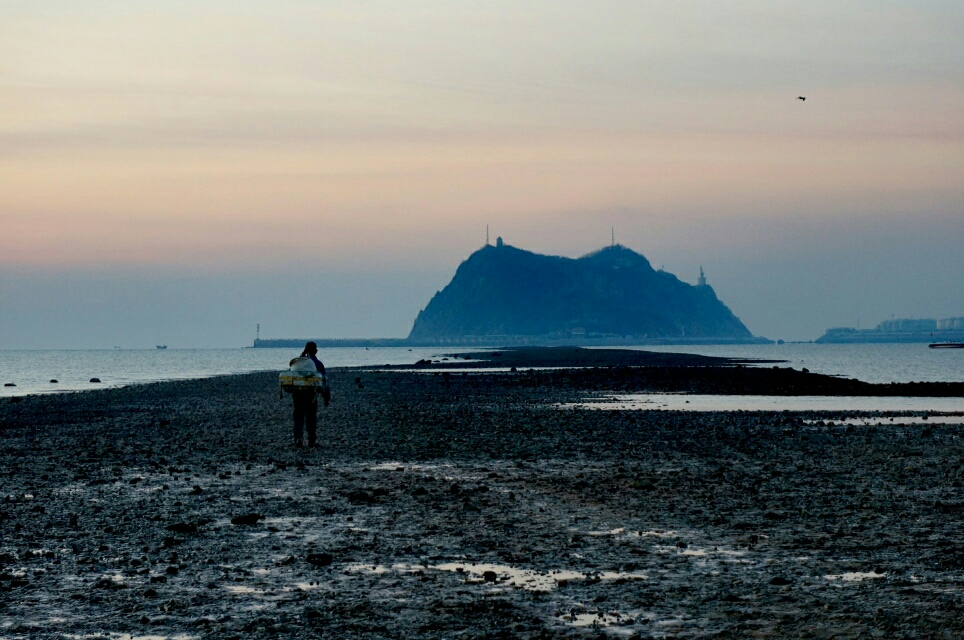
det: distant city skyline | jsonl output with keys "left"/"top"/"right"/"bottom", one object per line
{"left": 2, "top": 1, "right": 962, "bottom": 348}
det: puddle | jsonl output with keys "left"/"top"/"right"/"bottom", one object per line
{"left": 367, "top": 462, "right": 447, "bottom": 471}
{"left": 372, "top": 366, "right": 583, "bottom": 374}
{"left": 344, "top": 562, "right": 646, "bottom": 591}
{"left": 564, "top": 611, "right": 642, "bottom": 635}
{"left": 66, "top": 635, "right": 197, "bottom": 640}
{"left": 586, "top": 528, "right": 626, "bottom": 536}
{"left": 805, "top": 416, "right": 964, "bottom": 426}
{"left": 100, "top": 572, "right": 126, "bottom": 583}
{"left": 562, "top": 394, "right": 964, "bottom": 413}
{"left": 346, "top": 564, "right": 394, "bottom": 575}
{"left": 294, "top": 582, "right": 323, "bottom": 591}
{"left": 631, "top": 530, "right": 678, "bottom": 538}
{"left": 576, "top": 528, "right": 677, "bottom": 539}
{"left": 223, "top": 585, "right": 264, "bottom": 594}
{"left": 825, "top": 571, "right": 886, "bottom": 583}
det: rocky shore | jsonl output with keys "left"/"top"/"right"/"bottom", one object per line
{"left": 1, "top": 349, "right": 963, "bottom": 638}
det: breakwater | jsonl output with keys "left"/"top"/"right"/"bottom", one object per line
{"left": 253, "top": 335, "right": 772, "bottom": 348}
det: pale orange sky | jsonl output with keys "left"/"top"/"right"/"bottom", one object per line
{"left": 1, "top": 1, "right": 962, "bottom": 345}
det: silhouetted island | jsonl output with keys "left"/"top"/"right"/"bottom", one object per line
{"left": 407, "top": 240, "right": 767, "bottom": 345}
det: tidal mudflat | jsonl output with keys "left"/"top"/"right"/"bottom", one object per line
{"left": 2, "top": 352, "right": 963, "bottom": 638}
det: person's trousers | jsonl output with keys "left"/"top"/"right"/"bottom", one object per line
{"left": 292, "top": 391, "right": 317, "bottom": 445}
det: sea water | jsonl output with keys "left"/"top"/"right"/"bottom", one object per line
{"left": 0, "top": 343, "right": 961, "bottom": 398}
{"left": 563, "top": 394, "right": 964, "bottom": 414}
{"left": 638, "top": 343, "right": 964, "bottom": 385}
{"left": 0, "top": 347, "right": 474, "bottom": 397}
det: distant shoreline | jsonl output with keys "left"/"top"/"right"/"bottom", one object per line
{"left": 816, "top": 329, "right": 964, "bottom": 344}
{"left": 252, "top": 336, "right": 773, "bottom": 348}
{"left": 817, "top": 316, "right": 964, "bottom": 343}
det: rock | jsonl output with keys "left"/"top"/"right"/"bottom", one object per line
{"left": 408, "top": 245, "right": 756, "bottom": 341}
{"left": 764, "top": 510, "right": 787, "bottom": 521}
{"left": 93, "top": 578, "right": 126, "bottom": 590}
{"left": 144, "top": 588, "right": 158, "bottom": 598}
{"left": 306, "top": 552, "right": 333, "bottom": 567}
{"left": 347, "top": 490, "right": 374, "bottom": 504}
{"left": 230, "top": 513, "right": 263, "bottom": 525}
{"left": 411, "top": 486, "right": 429, "bottom": 497}
{"left": 165, "top": 523, "right": 197, "bottom": 534}
{"left": 89, "top": 378, "right": 101, "bottom": 383}
{"left": 483, "top": 570, "right": 498, "bottom": 582}
{"left": 3, "top": 383, "right": 15, "bottom": 387}
{"left": 49, "top": 379, "right": 58, "bottom": 384}
{"left": 769, "top": 576, "right": 792, "bottom": 586}
{"left": 129, "top": 477, "right": 143, "bottom": 485}
{"left": 188, "top": 486, "right": 204, "bottom": 495}
{"left": 165, "top": 566, "right": 179, "bottom": 575}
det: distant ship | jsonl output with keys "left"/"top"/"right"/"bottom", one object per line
{"left": 929, "top": 342, "right": 964, "bottom": 349}
{"left": 156, "top": 345, "right": 167, "bottom": 350}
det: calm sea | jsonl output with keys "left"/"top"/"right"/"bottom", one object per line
{"left": 0, "top": 347, "right": 473, "bottom": 397}
{"left": 0, "top": 343, "right": 961, "bottom": 398}
{"left": 639, "top": 343, "right": 964, "bottom": 385}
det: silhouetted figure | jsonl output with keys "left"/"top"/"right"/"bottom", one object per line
{"left": 291, "top": 341, "right": 327, "bottom": 448}
{"left": 798, "top": 96, "right": 806, "bottom": 101}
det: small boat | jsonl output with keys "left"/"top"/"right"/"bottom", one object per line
{"left": 156, "top": 345, "right": 168, "bottom": 350}
{"left": 928, "top": 342, "right": 964, "bottom": 349}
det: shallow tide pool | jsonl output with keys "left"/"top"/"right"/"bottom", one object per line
{"left": 561, "top": 393, "right": 964, "bottom": 413}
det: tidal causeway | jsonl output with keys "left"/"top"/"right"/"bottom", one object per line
{"left": 2, "top": 348, "right": 963, "bottom": 638}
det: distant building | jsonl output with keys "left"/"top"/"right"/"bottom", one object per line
{"left": 877, "top": 318, "right": 936, "bottom": 333}
{"left": 816, "top": 315, "right": 964, "bottom": 343}
{"left": 938, "top": 317, "right": 964, "bottom": 331}
{"left": 496, "top": 237, "right": 504, "bottom": 248}
{"left": 697, "top": 266, "right": 707, "bottom": 287}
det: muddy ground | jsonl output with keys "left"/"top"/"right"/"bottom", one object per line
{"left": 1, "top": 355, "right": 963, "bottom": 639}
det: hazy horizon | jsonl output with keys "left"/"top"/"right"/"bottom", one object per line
{"left": 2, "top": 2, "right": 962, "bottom": 348}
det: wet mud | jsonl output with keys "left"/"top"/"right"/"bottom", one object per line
{"left": 1, "top": 361, "right": 963, "bottom": 638}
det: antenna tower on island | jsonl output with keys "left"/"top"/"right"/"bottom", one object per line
{"left": 697, "top": 267, "right": 707, "bottom": 287}
{"left": 256, "top": 324, "right": 260, "bottom": 341}
{"left": 611, "top": 227, "right": 615, "bottom": 247}
{"left": 486, "top": 225, "right": 489, "bottom": 246}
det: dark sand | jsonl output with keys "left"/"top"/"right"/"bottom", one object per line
{"left": 2, "top": 349, "right": 963, "bottom": 638}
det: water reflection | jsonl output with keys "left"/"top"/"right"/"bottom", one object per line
{"left": 562, "top": 393, "right": 964, "bottom": 413}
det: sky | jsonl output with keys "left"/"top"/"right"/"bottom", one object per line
{"left": 1, "top": 1, "right": 962, "bottom": 348}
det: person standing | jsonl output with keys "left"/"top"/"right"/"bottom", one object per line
{"left": 292, "top": 341, "right": 327, "bottom": 448}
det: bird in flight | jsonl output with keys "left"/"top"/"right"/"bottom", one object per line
{"left": 798, "top": 96, "right": 806, "bottom": 101}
